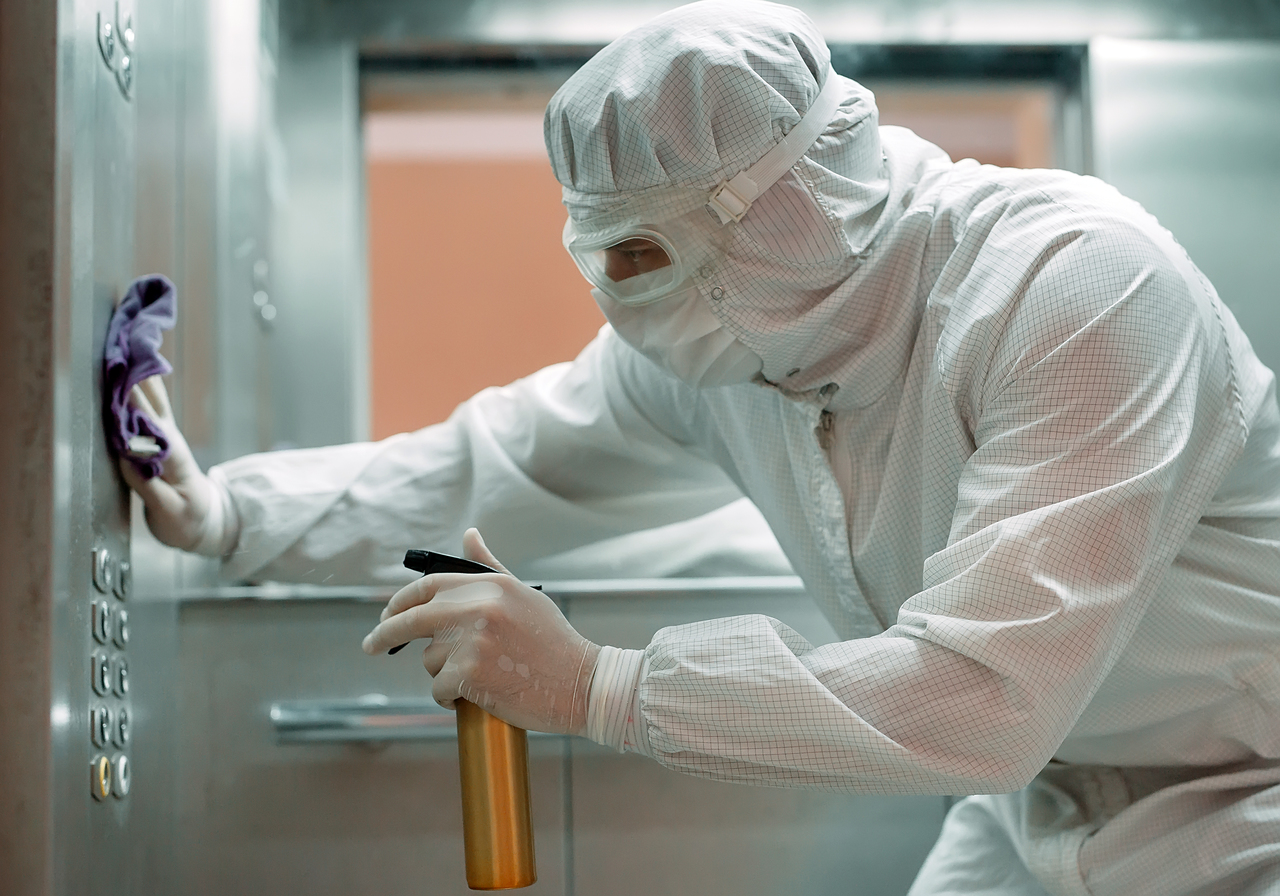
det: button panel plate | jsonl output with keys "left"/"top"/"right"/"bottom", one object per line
{"left": 89, "top": 540, "right": 131, "bottom": 801}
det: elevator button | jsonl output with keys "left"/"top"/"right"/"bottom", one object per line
{"left": 96, "top": 13, "right": 115, "bottom": 67}
{"left": 113, "top": 608, "right": 129, "bottom": 648}
{"left": 114, "top": 707, "right": 130, "bottom": 748}
{"left": 91, "top": 652, "right": 111, "bottom": 697}
{"left": 92, "top": 601, "right": 111, "bottom": 644}
{"left": 111, "top": 754, "right": 130, "bottom": 798}
{"left": 92, "top": 547, "right": 114, "bottom": 594}
{"left": 91, "top": 705, "right": 112, "bottom": 748}
{"left": 114, "top": 658, "right": 129, "bottom": 697}
{"left": 113, "top": 559, "right": 130, "bottom": 601}
{"left": 91, "top": 754, "right": 112, "bottom": 801}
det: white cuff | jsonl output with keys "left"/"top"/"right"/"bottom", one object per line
{"left": 585, "top": 646, "right": 649, "bottom": 755}
{"left": 193, "top": 472, "right": 241, "bottom": 559}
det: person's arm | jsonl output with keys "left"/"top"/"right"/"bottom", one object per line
{"left": 213, "top": 327, "right": 743, "bottom": 584}
{"left": 588, "top": 226, "right": 1248, "bottom": 794}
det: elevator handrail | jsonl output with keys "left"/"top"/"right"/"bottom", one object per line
{"left": 269, "top": 694, "right": 560, "bottom": 743}
{"left": 182, "top": 575, "right": 806, "bottom": 604}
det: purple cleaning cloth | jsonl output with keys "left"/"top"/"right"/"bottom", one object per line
{"left": 103, "top": 274, "right": 176, "bottom": 480}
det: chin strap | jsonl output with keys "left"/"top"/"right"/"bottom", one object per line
{"left": 707, "top": 67, "right": 844, "bottom": 225}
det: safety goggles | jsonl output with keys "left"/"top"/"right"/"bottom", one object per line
{"left": 562, "top": 67, "right": 843, "bottom": 307}
{"left": 563, "top": 217, "right": 701, "bottom": 306}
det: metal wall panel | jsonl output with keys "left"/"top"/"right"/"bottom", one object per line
{"left": 1090, "top": 40, "right": 1280, "bottom": 375}
{"left": 284, "top": 0, "right": 1280, "bottom": 46}
{"left": 175, "top": 597, "right": 568, "bottom": 896}
{"left": 1, "top": 0, "right": 234, "bottom": 892}
{"left": 45, "top": 2, "right": 146, "bottom": 894}
{"left": 271, "top": 39, "right": 371, "bottom": 447}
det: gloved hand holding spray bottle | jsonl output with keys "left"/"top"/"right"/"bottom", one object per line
{"left": 363, "top": 529, "right": 602, "bottom": 890}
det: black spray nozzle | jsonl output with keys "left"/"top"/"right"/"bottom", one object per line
{"left": 402, "top": 549, "right": 497, "bottom": 578}
{"left": 386, "top": 550, "right": 499, "bottom": 655}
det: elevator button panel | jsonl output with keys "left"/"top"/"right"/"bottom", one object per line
{"left": 88, "top": 546, "right": 130, "bottom": 801}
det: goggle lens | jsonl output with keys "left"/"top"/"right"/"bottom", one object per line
{"left": 566, "top": 226, "right": 683, "bottom": 305}
{"left": 600, "top": 238, "right": 672, "bottom": 283}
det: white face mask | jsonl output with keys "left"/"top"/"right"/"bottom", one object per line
{"left": 593, "top": 282, "right": 764, "bottom": 388}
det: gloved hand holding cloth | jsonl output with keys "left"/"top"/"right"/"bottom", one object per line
{"left": 106, "top": 274, "right": 237, "bottom": 558}
{"left": 119, "top": 376, "right": 235, "bottom": 557}
{"left": 363, "top": 528, "right": 602, "bottom": 737}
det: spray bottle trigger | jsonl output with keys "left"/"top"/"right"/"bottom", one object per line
{"left": 385, "top": 549, "right": 540, "bottom": 655}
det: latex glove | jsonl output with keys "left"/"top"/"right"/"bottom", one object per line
{"left": 362, "top": 528, "right": 602, "bottom": 737}
{"left": 118, "top": 375, "right": 232, "bottom": 556}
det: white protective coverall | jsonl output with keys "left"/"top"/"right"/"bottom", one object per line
{"left": 208, "top": 3, "right": 1280, "bottom": 893}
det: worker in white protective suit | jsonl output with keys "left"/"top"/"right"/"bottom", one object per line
{"left": 123, "top": 2, "right": 1280, "bottom": 893}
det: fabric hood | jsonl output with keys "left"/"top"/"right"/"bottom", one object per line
{"left": 544, "top": 0, "right": 953, "bottom": 405}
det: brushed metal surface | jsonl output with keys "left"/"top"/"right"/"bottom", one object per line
{"left": 271, "top": 39, "right": 371, "bottom": 447}
{"left": 176, "top": 599, "right": 569, "bottom": 896}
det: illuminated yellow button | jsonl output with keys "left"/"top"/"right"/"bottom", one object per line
{"left": 91, "top": 754, "right": 112, "bottom": 801}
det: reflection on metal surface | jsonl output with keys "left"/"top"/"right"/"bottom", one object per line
{"left": 271, "top": 694, "right": 457, "bottom": 742}
{"left": 456, "top": 699, "right": 537, "bottom": 890}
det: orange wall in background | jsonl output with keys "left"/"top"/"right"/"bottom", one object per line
{"left": 365, "top": 86, "right": 1055, "bottom": 441}
{"left": 366, "top": 160, "right": 604, "bottom": 439}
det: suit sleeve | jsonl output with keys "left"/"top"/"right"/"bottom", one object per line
{"left": 211, "top": 327, "right": 744, "bottom": 584}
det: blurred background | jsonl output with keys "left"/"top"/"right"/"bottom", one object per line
{"left": 2, "top": 1, "right": 1278, "bottom": 895}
